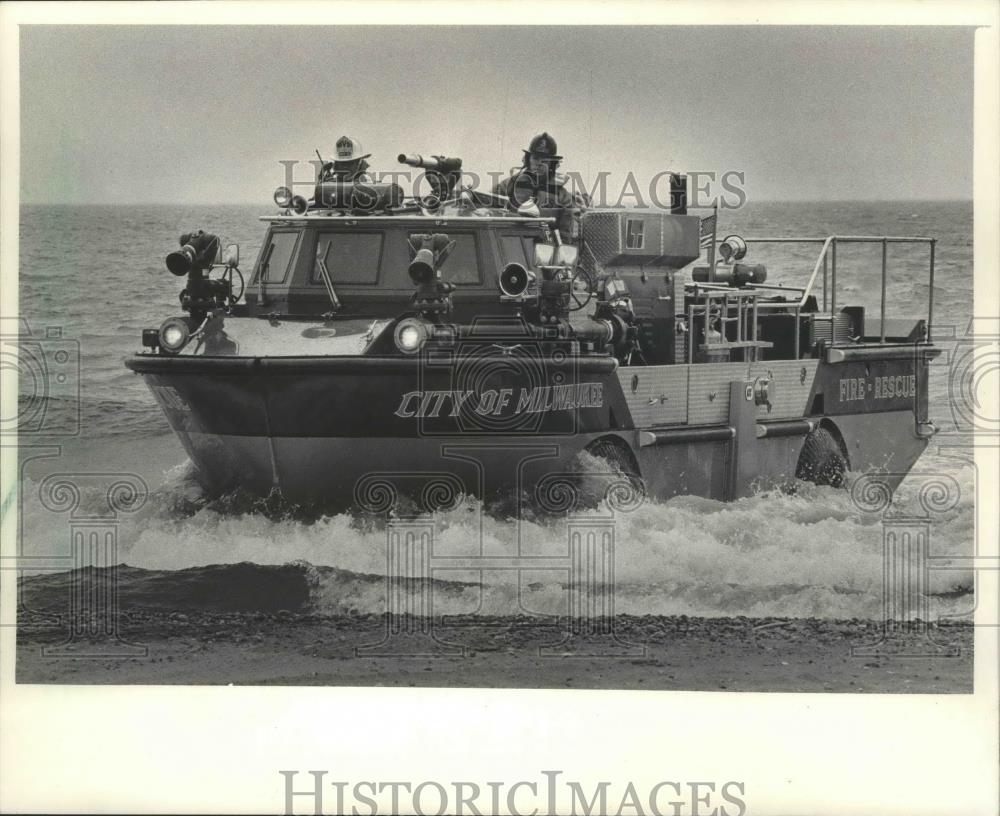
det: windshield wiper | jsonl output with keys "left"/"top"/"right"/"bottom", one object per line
{"left": 258, "top": 243, "right": 275, "bottom": 306}
{"left": 315, "top": 255, "right": 342, "bottom": 312}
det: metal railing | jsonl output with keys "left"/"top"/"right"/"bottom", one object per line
{"left": 703, "top": 235, "right": 937, "bottom": 357}
{"left": 684, "top": 287, "right": 772, "bottom": 363}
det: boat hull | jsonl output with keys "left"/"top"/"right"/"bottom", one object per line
{"left": 126, "top": 346, "right": 934, "bottom": 509}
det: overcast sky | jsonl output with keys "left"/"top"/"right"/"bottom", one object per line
{"left": 19, "top": 25, "right": 973, "bottom": 204}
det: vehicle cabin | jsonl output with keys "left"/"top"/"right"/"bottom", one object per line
{"left": 241, "top": 208, "right": 923, "bottom": 367}
{"left": 243, "top": 215, "right": 551, "bottom": 322}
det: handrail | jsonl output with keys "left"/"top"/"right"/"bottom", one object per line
{"left": 749, "top": 236, "right": 835, "bottom": 311}
{"left": 733, "top": 235, "right": 937, "bottom": 343}
{"left": 693, "top": 234, "right": 938, "bottom": 359}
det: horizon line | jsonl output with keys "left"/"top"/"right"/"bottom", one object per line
{"left": 19, "top": 197, "right": 975, "bottom": 207}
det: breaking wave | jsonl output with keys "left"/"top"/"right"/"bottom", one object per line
{"left": 17, "top": 457, "right": 975, "bottom": 621}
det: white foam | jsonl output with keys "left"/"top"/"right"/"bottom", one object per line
{"left": 18, "top": 461, "right": 976, "bottom": 620}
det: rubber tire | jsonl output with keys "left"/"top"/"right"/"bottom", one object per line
{"left": 795, "top": 427, "right": 848, "bottom": 487}
{"left": 586, "top": 438, "right": 641, "bottom": 481}
{"left": 584, "top": 438, "right": 647, "bottom": 505}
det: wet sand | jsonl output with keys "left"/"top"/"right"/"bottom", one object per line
{"left": 16, "top": 612, "right": 973, "bottom": 692}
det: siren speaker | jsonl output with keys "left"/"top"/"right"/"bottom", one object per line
{"left": 498, "top": 262, "right": 533, "bottom": 297}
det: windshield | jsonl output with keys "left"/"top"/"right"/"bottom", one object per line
{"left": 312, "top": 232, "right": 384, "bottom": 285}
{"left": 257, "top": 231, "right": 299, "bottom": 283}
{"left": 499, "top": 235, "right": 530, "bottom": 267}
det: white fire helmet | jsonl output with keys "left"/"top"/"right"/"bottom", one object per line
{"left": 334, "top": 135, "right": 371, "bottom": 162}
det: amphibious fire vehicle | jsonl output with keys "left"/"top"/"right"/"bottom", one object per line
{"left": 126, "top": 152, "right": 940, "bottom": 511}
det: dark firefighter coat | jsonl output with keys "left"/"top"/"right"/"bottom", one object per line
{"left": 493, "top": 170, "right": 589, "bottom": 241}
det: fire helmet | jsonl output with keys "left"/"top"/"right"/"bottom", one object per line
{"left": 524, "top": 132, "right": 561, "bottom": 161}
{"left": 334, "top": 135, "right": 371, "bottom": 162}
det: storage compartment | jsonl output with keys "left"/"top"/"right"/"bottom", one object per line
{"left": 579, "top": 209, "right": 701, "bottom": 274}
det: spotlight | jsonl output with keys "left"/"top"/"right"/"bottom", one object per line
{"left": 158, "top": 316, "right": 194, "bottom": 355}
{"left": 718, "top": 235, "right": 748, "bottom": 263}
{"left": 393, "top": 318, "right": 429, "bottom": 354}
{"left": 273, "top": 186, "right": 293, "bottom": 208}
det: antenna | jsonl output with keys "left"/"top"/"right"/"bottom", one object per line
{"left": 499, "top": 75, "right": 510, "bottom": 174}
{"left": 587, "top": 69, "right": 594, "bottom": 183}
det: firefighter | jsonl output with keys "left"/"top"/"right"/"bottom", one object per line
{"left": 493, "top": 132, "right": 588, "bottom": 240}
{"left": 320, "top": 135, "right": 373, "bottom": 182}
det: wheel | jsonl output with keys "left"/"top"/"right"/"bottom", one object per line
{"left": 795, "top": 427, "right": 848, "bottom": 487}
{"left": 582, "top": 438, "right": 646, "bottom": 509}
{"left": 586, "top": 438, "right": 636, "bottom": 473}
{"left": 536, "top": 438, "right": 644, "bottom": 514}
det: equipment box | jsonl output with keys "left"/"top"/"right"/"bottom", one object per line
{"left": 579, "top": 209, "right": 701, "bottom": 271}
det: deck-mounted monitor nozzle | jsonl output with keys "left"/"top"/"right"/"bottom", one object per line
{"left": 399, "top": 154, "right": 463, "bottom": 205}
{"left": 398, "top": 154, "right": 463, "bottom": 175}
{"left": 166, "top": 230, "right": 220, "bottom": 276}
{"left": 408, "top": 233, "right": 456, "bottom": 317}
{"left": 408, "top": 248, "right": 436, "bottom": 286}
{"left": 164, "top": 230, "right": 242, "bottom": 322}
{"left": 408, "top": 233, "right": 455, "bottom": 285}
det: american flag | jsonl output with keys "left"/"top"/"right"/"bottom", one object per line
{"left": 699, "top": 211, "right": 717, "bottom": 248}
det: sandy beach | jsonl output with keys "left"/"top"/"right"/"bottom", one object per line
{"left": 16, "top": 610, "right": 972, "bottom": 692}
